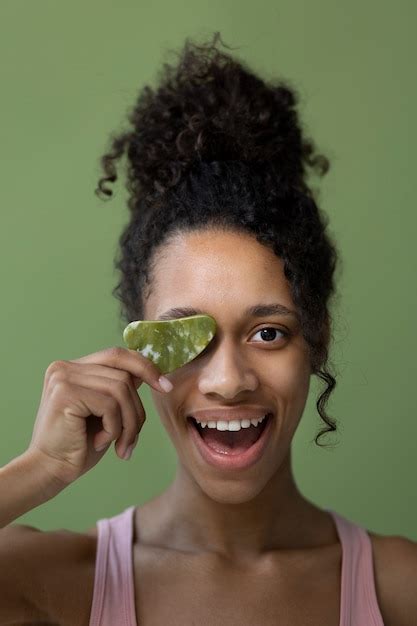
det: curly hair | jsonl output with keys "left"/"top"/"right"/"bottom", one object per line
{"left": 95, "top": 32, "right": 340, "bottom": 448}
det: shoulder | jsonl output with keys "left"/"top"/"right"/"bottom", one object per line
{"left": 3, "top": 523, "right": 97, "bottom": 626}
{"left": 369, "top": 531, "right": 417, "bottom": 626}
{"left": 43, "top": 526, "right": 97, "bottom": 625}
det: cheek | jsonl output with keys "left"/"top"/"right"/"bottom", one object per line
{"left": 270, "top": 352, "right": 311, "bottom": 408}
{"left": 277, "top": 364, "right": 310, "bottom": 394}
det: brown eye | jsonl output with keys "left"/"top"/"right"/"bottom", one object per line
{"left": 250, "top": 327, "right": 289, "bottom": 343}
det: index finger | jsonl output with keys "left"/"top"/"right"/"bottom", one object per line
{"left": 68, "top": 346, "right": 173, "bottom": 393}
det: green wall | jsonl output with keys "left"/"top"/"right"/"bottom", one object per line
{"left": 1, "top": 0, "right": 415, "bottom": 539}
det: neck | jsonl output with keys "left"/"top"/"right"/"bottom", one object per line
{"left": 147, "top": 448, "right": 325, "bottom": 561}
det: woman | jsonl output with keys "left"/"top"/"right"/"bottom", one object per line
{"left": 1, "top": 32, "right": 416, "bottom": 626}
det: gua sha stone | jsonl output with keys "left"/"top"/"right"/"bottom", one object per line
{"left": 122, "top": 314, "right": 217, "bottom": 374}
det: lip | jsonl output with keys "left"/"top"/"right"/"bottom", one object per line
{"left": 187, "top": 413, "right": 273, "bottom": 471}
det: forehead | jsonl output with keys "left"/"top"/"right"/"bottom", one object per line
{"left": 146, "top": 229, "right": 294, "bottom": 317}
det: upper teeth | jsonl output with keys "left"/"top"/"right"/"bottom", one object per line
{"left": 192, "top": 414, "right": 268, "bottom": 431}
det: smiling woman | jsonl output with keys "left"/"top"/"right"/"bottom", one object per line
{"left": 83, "top": 31, "right": 415, "bottom": 626}
{"left": 2, "top": 29, "right": 416, "bottom": 626}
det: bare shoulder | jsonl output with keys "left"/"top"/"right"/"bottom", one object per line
{"left": 0, "top": 523, "right": 96, "bottom": 626}
{"left": 368, "top": 530, "right": 417, "bottom": 626}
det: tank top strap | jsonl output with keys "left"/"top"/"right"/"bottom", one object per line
{"left": 326, "top": 509, "right": 385, "bottom": 626}
{"left": 89, "top": 505, "right": 137, "bottom": 626}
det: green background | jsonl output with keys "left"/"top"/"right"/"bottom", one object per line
{"left": 1, "top": 0, "right": 415, "bottom": 539}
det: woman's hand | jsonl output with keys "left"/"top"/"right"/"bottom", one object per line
{"left": 27, "top": 347, "right": 173, "bottom": 490}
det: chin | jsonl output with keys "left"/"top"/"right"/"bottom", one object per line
{"left": 194, "top": 471, "right": 274, "bottom": 505}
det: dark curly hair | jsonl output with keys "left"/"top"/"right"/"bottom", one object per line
{"left": 95, "top": 32, "right": 341, "bottom": 448}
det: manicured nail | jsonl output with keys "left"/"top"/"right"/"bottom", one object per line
{"left": 158, "top": 376, "right": 173, "bottom": 392}
{"left": 123, "top": 434, "right": 139, "bottom": 460}
{"left": 123, "top": 445, "right": 134, "bottom": 460}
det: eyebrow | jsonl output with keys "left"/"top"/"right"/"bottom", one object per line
{"left": 156, "top": 303, "right": 300, "bottom": 323}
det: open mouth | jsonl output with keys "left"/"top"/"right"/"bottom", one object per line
{"left": 188, "top": 414, "right": 271, "bottom": 454}
{"left": 187, "top": 414, "right": 273, "bottom": 470}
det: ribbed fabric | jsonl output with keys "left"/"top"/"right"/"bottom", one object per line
{"left": 88, "top": 505, "right": 137, "bottom": 626}
{"left": 326, "top": 508, "right": 385, "bottom": 625}
{"left": 88, "top": 505, "right": 385, "bottom": 626}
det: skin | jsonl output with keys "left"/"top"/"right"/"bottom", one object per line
{"left": 138, "top": 227, "right": 337, "bottom": 564}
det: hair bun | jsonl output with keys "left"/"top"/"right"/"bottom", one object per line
{"left": 97, "top": 32, "right": 329, "bottom": 205}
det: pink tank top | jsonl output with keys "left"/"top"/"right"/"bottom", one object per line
{"left": 88, "top": 505, "right": 385, "bottom": 626}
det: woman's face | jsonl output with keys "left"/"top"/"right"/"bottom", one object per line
{"left": 144, "top": 229, "right": 312, "bottom": 503}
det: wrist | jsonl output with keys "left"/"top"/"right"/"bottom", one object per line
{"left": 20, "top": 448, "right": 68, "bottom": 501}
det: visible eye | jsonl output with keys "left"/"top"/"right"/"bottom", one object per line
{"left": 250, "top": 327, "right": 289, "bottom": 344}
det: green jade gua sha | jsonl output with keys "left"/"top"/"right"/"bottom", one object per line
{"left": 122, "top": 314, "right": 217, "bottom": 375}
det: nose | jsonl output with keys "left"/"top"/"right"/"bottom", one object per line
{"left": 197, "top": 337, "right": 258, "bottom": 398}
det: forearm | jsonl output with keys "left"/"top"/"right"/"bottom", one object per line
{"left": 0, "top": 451, "right": 64, "bottom": 528}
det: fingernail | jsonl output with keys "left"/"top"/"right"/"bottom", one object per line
{"left": 123, "top": 434, "right": 138, "bottom": 460}
{"left": 123, "top": 445, "right": 134, "bottom": 460}
{"left": 95, "top": 442, "right": 108, "bottom": 452}
{"left": 158, "top": 375, "right": 173, "bottom": 392}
